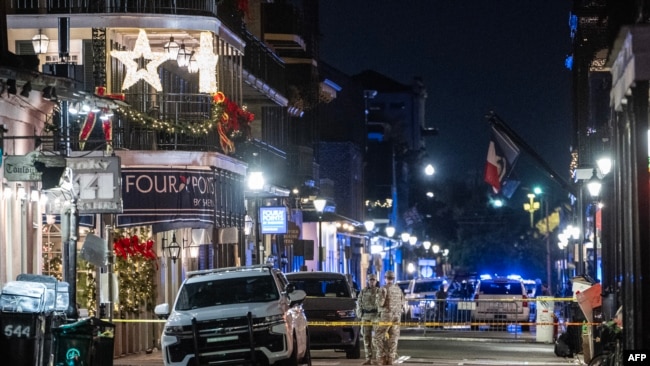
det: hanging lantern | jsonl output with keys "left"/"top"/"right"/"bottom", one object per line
{"left": 163, "top": 36, "right": 180, "bottom": 60}
{"left": 32, "top": 29, "right": 50, "bottom": 54}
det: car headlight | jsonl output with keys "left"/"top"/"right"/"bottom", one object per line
{"left": 337, "top": 310, "right": 356, "bottom": 319}
{"left": 164, "top": 325, "right": 185, "bottom": 335}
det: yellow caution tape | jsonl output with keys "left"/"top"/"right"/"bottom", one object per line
{"left": 99, "top": 318, "right": 596, "bottom": 327}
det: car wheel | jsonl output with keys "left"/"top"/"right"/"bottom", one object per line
{"left": 345, "top": 336, "right": 361, "bottom": 359}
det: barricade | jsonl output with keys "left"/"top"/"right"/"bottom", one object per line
{"left": 400, "top": 297, "right": 576, "bottom": 339}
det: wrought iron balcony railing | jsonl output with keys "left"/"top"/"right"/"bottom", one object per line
{"left": 9, "top": 0, "right": 218, "bottom": 17}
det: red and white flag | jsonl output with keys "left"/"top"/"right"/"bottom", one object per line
{"left": 484, "top": 125, "right": 520, "bottom": 193}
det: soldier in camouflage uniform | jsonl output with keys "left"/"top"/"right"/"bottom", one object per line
{"left": 356, "top": 273, "right": 379, "bottom": 365}
{"left": 373, "top": 270, "right": 404, "bottom": 365}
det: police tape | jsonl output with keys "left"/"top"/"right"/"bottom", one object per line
{"left": 100, "top": 319, "right": 595, "bottom": 327}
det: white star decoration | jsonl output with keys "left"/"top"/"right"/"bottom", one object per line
{"left": 197, "top": 32, "right": 218, "bottom": 93}
{"left": 110, "top": 29, "right": 166, "bottom": 91}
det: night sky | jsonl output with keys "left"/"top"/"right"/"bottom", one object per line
{"left": 319, "top": 1, "right": 574, "bottom": 203}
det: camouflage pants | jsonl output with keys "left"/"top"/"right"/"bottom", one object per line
{"left": 373, "top": 312, "right": 401, "bottom": 362}
{"left": 360, "top": 315, "right": 378, "bottom": 360}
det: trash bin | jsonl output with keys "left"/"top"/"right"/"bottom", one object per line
{"left": 0, "top": 280, "right": 52, "bottom": 366}
{"left": 89, "top": 317, "right": 115, "bottom": 366}
{"left": 0, "top": 311, "right": 47, "bottom": 366}
{"left": 535, "top": 296, "right": 555, "bottom": 343}
{"left": 52, "top": 319, "right": 94, "bottom": 366}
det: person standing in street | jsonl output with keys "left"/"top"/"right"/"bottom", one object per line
{"left": 357, "top": 273, "right": 379, "bottom": 365}
{"left": 373, "top": 270, "right": 405, "bottom": 365}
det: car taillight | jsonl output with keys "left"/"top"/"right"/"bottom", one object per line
{"left": 522, "top": 295, "right": 528, "bottom": 307}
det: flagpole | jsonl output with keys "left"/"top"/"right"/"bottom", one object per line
{"left": 485, "top": 111, "right": 576, "bottom": 197}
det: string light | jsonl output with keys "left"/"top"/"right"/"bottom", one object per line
{"left": 196, "top": 32, "right": 218, "bottom": 93}
{"left": 110, "top": 29, "right": 166, "bottom": 91}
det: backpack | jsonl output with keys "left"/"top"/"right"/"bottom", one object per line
{"left": 554, "top": 332, "right": 573, "bottom": 358}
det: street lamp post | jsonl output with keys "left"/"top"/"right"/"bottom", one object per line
{"left": 587, "top": 169, "right": 602, "bottom": 280}
{"left": 385, "top": 224, "right": 395, "bottom": 273}
{"left": 248, "top": 171, "right": 264, "bottom": 265}
{"left": 314, "top": 198, "right": 327, "bottom": 271}
{"left": 534, "top": 186, "right": 553, "bottom": 296}
{"left": 523, "top": 193, "right": 540, "bottom": 228}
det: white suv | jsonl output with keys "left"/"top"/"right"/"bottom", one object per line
{"left": 404, "top": 278, "right": 447, "bottom": 321}
{"left": 471, "top": 276, "right": 530, "bottom": 330}
{"left": 154, "top": 265, "right": 310, "bottom": 366}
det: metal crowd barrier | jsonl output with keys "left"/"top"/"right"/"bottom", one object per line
{"left": 401, "top": 297, "right": 576, "bottom": 335}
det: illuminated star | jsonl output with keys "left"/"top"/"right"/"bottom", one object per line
{"left": 196, "top": 32, "right": 218, "bottom": 93}
{"left": 110, "top": 29, "right": 166, "bottom": 91}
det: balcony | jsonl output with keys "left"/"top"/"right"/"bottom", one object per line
{"left": 262, "top": 2, "right": 307, "bottom": 58}
{"left": 8, "top": 0, "right": 218, "bottom": 16}
{"left": 241, "top": 30, "right": 287, "bottom": 104}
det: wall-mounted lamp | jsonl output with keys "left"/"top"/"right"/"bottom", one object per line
{"left": 30, "top": 190, "right": 40, "bottom": 202}
{"left": 17, "top": 184, "right": 27, "bottom": 201}
{"left": 244, "top": 214, "right": 254, "bottom": 236}
{"left": 187, "top": 241, "right": 200, "bottom": 259}
{"left": 163, "top": 232, "right": 182, "bottom": 263}
{"left": 32, "top": 29, "right": 50, "bottom": 54}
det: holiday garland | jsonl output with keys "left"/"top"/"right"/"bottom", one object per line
{"left": 112, "top": 91, "right": 253, "bottom": 154}
{"left": 113, "top": 230, "right": 158, "bottom": 314}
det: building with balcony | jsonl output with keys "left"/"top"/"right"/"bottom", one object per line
{"left": 0, "top": 0, "right": 372, "bottom": 356}
{"left": 569, "top": 0, "right": 650, "bottom": 348}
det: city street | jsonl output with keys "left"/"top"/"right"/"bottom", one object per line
{"left": 113, "top": 329, "right": 586, "bottom": 366}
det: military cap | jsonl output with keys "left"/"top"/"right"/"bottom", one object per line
{"left": 385, "top": 270, "right": 395, "bottom": 279}
{"left": 368, "top": 273, "right": 377, "bottom": 280}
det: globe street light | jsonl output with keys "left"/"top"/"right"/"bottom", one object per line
{"left": 587, "top": 169, "right": 602, "bottom": 280}
{"left": 314, "top": 198, "right": 327, "bottom": 271}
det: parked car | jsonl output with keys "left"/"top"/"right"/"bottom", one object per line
{"left": 286, "top": 271, "right": 361, "bottom": 359}
{"left": 471, "top": 276, "right": 530, "bottom": 330}
{"left": 154, "top": 265, "right": 310, "bottom": 366}
{"left": 404, "top": 278, "right": 447, "bottom": 321}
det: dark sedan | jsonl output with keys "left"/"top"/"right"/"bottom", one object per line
{"left": 286, "top": 271, "right": 361, "bottom": 359}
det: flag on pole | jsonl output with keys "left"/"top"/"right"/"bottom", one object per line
{"left": 484, "top": 125, "right": 520, "bottom": 193}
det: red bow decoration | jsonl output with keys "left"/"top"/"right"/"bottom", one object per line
{"left": 212, "top": 91, "right": 254, "bottom": 154}
{"left": 113, "top": 235, "right": 158, "bottom": 263}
